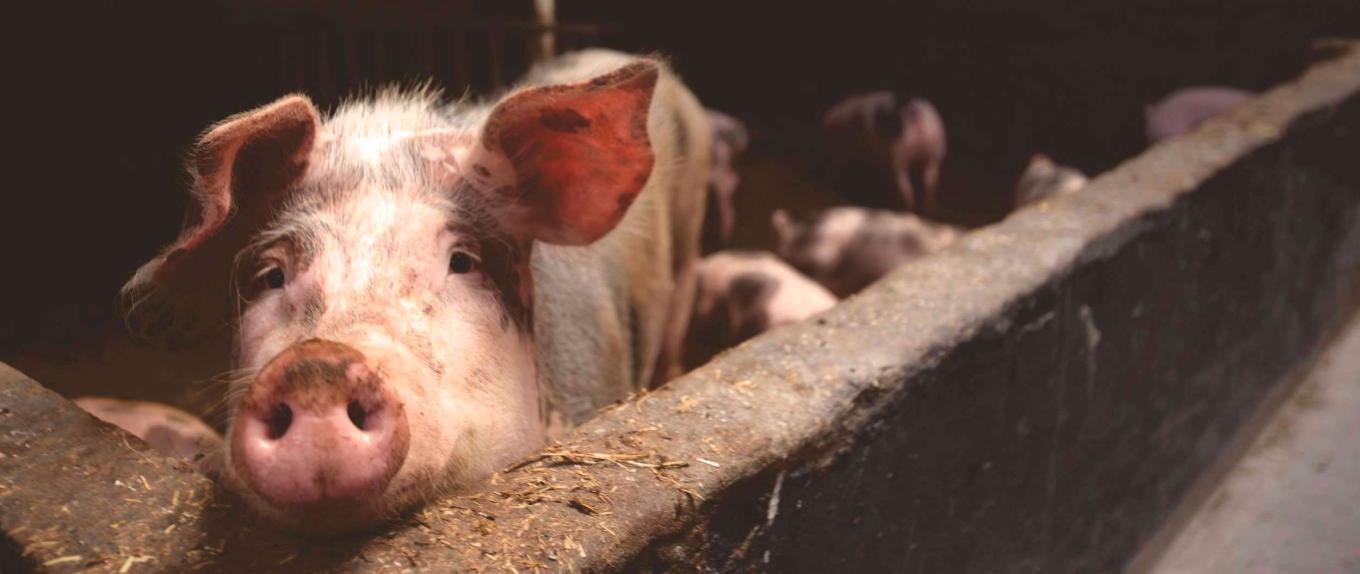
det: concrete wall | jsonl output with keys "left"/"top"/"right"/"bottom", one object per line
{"left": 2, "top": 45, "right": 1358, "bottom": 574}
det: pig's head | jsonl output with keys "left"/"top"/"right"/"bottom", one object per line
{"left": 122, "top": 62, "right": 659, "bottom": 532}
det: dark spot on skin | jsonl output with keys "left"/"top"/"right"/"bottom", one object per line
{"left": 253, "top": 353, "right": 383, "bottom": 412}
{"left": 422, "top": 303, "right": 435, "bottom": 317}
{"left": 300, "top": 295, "right": 326, "bottom": 328}
{"left": 693, "top": 272, "right": 777, "bottom": 351}
{"left": 473, "top": 164, "right": 491, "bottom": 178}
{"left": 828, "top": 224, "right": 913, "bottom": 296}
{"left": 629, "top": 112, "right": 648, "bottom": 141}
{"left": 729, "top": 272, "right": 777, "bottom": 310}
{"left": 539, "top": 108, "right": 592, "bottom": 133}
{"left": 407, "top": 332, "right": 441, "bottom": 377}
{"left": 467, "top": 367, "right": 495, "bottom": 392}
{"left": 872, "top": 98, "right": 904, "bottom": 140}
{"left": 727, "top": 272, "right": 777, "bottom": 344}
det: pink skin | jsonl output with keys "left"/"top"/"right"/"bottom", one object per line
{"left": 74, "top": 397, "right": 221, "bottom": 462}
{"left": 231, "top": 340, "right": 409, "bottom": 507}
{"left": 821, "top": 92, "right": 947, "bottom": 213}
{"left": 121, "top": 60, "right": 662, "bottom": 532}
{"left": 772, "top": 207, "right": 960, "bottom": 298}
{"left": 685, "top": 250, "right": 837, "bottom": 368}
{"left": 703, "top": 110, "right": 749, "bottom": 249}
{"left": 894, "top": 99, "right": 947, "bottom": 213}
{"left": 1145, "top": 86, "right": 1252, "bottom": 144}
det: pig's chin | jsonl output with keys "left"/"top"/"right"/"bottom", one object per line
{"left": 226, "top": 470, "right": 432, "bottom": 535}
{"left": 251, "top": 497, "right": 400, "bottom": 536}
{"left": 217, "top": 451, "right": 419, "bottom": 534}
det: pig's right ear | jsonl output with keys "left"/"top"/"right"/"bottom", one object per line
{"left": 122, "top": 95, "right": 320, "bottom": 342}
{"left": 462, "top": 61, "right": 659, "bottom": 246}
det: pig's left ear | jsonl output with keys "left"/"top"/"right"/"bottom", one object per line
{"left": 122, "top": 95, "right": 320, "bottom": 342}
{"left": 467, "top": 61, "right": 658, "bottom": 245}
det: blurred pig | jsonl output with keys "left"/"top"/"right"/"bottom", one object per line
{"left": 701, "top": 109, "right": 750, "bottom": 252}
{"left": 773, "top": 207, "right": 959, "bottom": 298}
{"left": 117, "top": 49, "right": 710, "bottom": 533}
{"left": 821, "top": 91, "right": 946, "bottom": 212}
{"left": 75, "top": 397, "right": 221, "bottom": 462}
{"left": 684, "top": 251, "right": 837, "bottom": 369}
{"left": 1145, "top": 86, "right": 1252, "bottom": 144}
{"left": 1013, "top": 154, "right": 1088, "bottom": 207}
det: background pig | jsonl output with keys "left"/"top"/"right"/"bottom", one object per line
{"left": 684, "top": 251, "right": 837, "bottom": 369}
{"left": 1013, "top": 154, "right": 1088, "bottom": 207}
{"left": 117, "top": 50, "right": 710, "bottom": 533}
{"left": 74, "top": 397, "right": 221, "bottom": 462}
{"left": 519, "top": 49, "right": 712, "bottom": 389}
{"left": 1144, "top": 86, "right": 1252, "bottom": 144}
{"left": 773, "top": 206, "right": 959, "bottom": 298}
{"left": 821, "top": 91, "right": 947, "bottom": 212}
{"left": 701, "top": 109, "right": 750, "bottom": 253}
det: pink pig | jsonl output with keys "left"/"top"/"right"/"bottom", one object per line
{"left": 821, "top": 91, "right": 947, "bottom": 212}
{"left": 1145, "top": 86, "right": 1252, "bottom": 144}
{"left": 116, "top": 50, "right": 711, "bottom": 533}
{"left": 772, "top": 207, "right": 960, "bottom": 298}
{"left": 701, "top": 109, "right": 750, "bottom": 252}
{"left": 684, "top": 250, "right": 837, "bottom": 368}
{"left": 74, "top": 397, "right": 221, "bottom": 462}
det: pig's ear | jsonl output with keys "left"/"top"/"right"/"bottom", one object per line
{"left": 122, "top": 95, "right": 320, "bottom": 341}
{"left": 467, "top": 61, "right": 658, "bottom": 245}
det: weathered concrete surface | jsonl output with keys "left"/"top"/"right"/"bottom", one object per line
{"left": 2, "top": 46, "right": 1359, "bottom": 574}
{"left": 0, "top": 363, "right": 221, "bottom": 573}
{"left": 1147, "top": 310, "right": 1360, "bottom": 574}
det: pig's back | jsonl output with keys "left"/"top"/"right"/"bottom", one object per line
{"left": 527, "top": 50, "right": 711, "bottom": 426}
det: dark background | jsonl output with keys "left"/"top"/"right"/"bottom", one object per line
{"left": 2, "top": 0, "right": 1355, "bottom": 379}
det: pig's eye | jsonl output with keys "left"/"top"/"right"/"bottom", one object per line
{"left": 448, "top": 250, "right": 479, "bottom": 274}
{"left": 263, "top": 267, "right": 285, "bottom": 289}
{"left": 251, "top": 266, "right": 285, "bottom": 293}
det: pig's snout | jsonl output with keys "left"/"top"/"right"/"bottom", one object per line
{"left": 231, "top": 339, "right": 410, "bottom": 509}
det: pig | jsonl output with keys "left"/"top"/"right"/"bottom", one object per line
{"left": 701, "top": 109, "right": 750, "bottom": 252}
{"left": 821, "top": 91, "right": 946, "bottom": 213}
{"left": 1013, "top": 154, "right": 1088, "bottom": 207}
{"left": 1145, "top": 86, "right": 1252, "bottom": 144}
{"left": 518, "top": 50, "right": 711, "bottom": 389}
{"left": 74, "top": 397, "right": 221, "bottom": 462}
{"left": 117, "top": 49, "right": 710, "bottom": 533}
{"left": 772, "top": 207, "right": 959, "bottom": 298}
{"left": 684, "top": 251, "right": 837, "bottom": 369}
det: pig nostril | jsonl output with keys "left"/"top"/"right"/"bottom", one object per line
{"left": 265, "top": 404, "right": 292, "bottom": 440}
{"left": 347, "top": 400, "right": 367, "bottom": 430}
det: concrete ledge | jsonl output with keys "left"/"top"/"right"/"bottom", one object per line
{"left": 3, "top": 47, "right": 1359, "bottom": 573}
